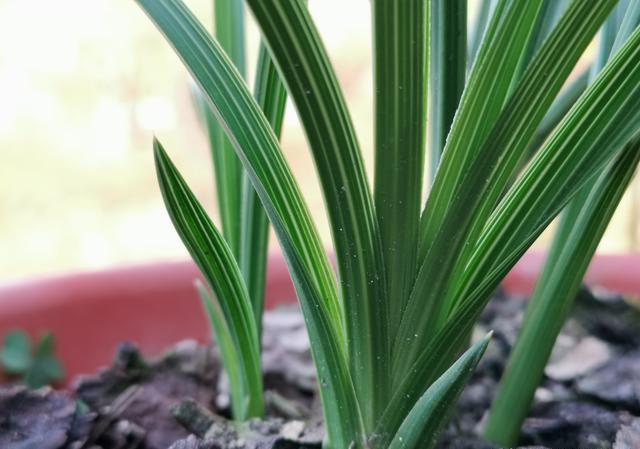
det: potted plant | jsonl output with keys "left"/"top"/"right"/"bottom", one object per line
{"left": 2, "top": 1, "right": 640, "bottom": 448}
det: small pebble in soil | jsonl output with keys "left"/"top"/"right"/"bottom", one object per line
{"left": 544, "top": 336, "right": 611, "bottom": 381}
{"left": 576, "top": 350, "right": 640, "bottom": 412}
{"left": 0, "top": 385, "right": 93, "bottom": 449}
{"left": 614, "top": 417, "right": 640, "bottom": 449}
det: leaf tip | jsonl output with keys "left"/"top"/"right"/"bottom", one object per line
{"left": 486, "top": 329, "right": 494, "bottom": 340}
{"left": 152, "top": 136, "right": 164, "bottom": 158}
{"left": 152, "top": 137, "right": 174, "bottom": 180}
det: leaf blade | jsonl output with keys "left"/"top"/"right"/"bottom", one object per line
{"left": 486, "top": 5, "right": 640, "bottom": 442}
{"left": 387, "top": 333, "right": 491, "bottom": 449}
{"left": 195, "top": 279, "right": 247, "bottom": 419}
{"left": 209, "top": 0, "right": 247, "bottom": 257}
{"left": 136, "top": 1, "right": 365, "bottom": 445}
{"left": 428, "top": 0, "right": 466, "bottom": 181}
{"left": 372, "top": 0, "right": 429, "bottom": 349}
{"left": 437, "top": 0, "right": 617, "bottom": 318}
{"left": 382, "top": 22, "right": 640, "bottom": 438}
{"left": 486, "top": 137, "right": 640, "bottom": 445}
{"left": 453, "top": 25, "right": 640, "bottom": 319}
{"left": 154, "top": 141, "right": 263, "bottom": 418}
{"left": 248, "top": 0, "right": 390, "bottom": 427}
{"left": 239, "top": 43, "right": 288, "bottom": 328}
{"left": 395, "top": 0, "right": 546, "bottom": 374}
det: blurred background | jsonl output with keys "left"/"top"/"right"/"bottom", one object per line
{"left": 0, "top": 0, "right": 638, "bottom": 282}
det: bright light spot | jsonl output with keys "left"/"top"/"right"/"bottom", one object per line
{"left": 135, "top": 96, "right": 176, "bottom": 131}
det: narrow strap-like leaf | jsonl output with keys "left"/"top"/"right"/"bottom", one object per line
{"left": 486, "top": 5, "right": 640, "bottom": 443}
{"left": 451, "top": 26, "right": 640, "bottom": 323}
{"left": 486, "top": 137, "right": 640, "bottom": 445}
{"left": 394, "top": 0, "right": 546, "bottom": 375}
{"left": 510, "top": 0, "right": 568, "bottom": 87}
{"left": 248, "top": 0, "right": 390, "bottom": 428}
{"left": 387, "top": 333, "right": 491, "bottom": 449}
{"left": 433, "top": 0, "right": 617, "bottom": 319}
{"left": 208, "top": 0, "right": 246, "bottom": 257}
{"left": 239, "top": 43, "right": 287, "bottom": 328}
{"left": 194, "top": 280, "right": 247, "bottom": 419}
{"left": 413, "top": 45, "right": 640, "bottom": 408}
{"left": 420, "top": 0, "right": 540, "bottom": 258}
{"left": 467, "top": 0, "right": 495, "bottom": 70}
{"left": 376, "top": 308, "right": 474, "bottom": 440}
{"left": 428, "top": 0, "right": 466, "bottom": 182}
{"left": 522, "top": 67, "right": 589, "bottom": 168}
{"left": 612, "top": 0, "right": 640, "bottom": 54}
{"left": 512, "top": 0, "right": 634, "bottom": 345}
{"left": 395, "top": 1, "right": 616, "bottom": 370}
{"left": 420, "top": 0, "right": 543, "bottom": 257}
{"left": 155, "top": 142, "right": 263, "bottom": 418}
{"left": 372, "top": 0, "right": 428, "bottom": 348}
{"left": 592, "top": 0, "right": 631, "bottom": 79}
{"left": 214, "top": 0, "right": 245, "bottom": 77}
{"left": 136, "top": 2, "right": 365, "bottom": 446}
{"left": 382, "top": 26, "right": 640, "bottom": 437}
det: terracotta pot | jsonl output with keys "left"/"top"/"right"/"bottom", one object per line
{"left": 0, "top": 251, "right": 637, "bottom": 382}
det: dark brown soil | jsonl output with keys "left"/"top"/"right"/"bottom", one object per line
{"left": 1, "top": 288, "right": 639, "bottom": 449}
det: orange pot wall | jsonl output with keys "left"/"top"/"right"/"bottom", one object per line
{"left": 0, "top": 254, "right": 296, "bottom": 383}
{"left": 0, "top": 251, "right": 637, "bottom": 382}
{"left": 503, "top": 252, "right": 640, "bottom": 296}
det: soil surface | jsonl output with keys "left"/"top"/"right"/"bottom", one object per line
{"left": 1, "top": 287, "right": 639, "bottom": 449}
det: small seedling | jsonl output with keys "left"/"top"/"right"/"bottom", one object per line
{"left": 0, "top": 330, "right": 64, "bottom": 389}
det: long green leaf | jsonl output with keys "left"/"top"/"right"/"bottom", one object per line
{"left": 521, "top": 67, "right": 590, "bottom": 169}
{"left": 239, "top": 43, "right": 287, "bottom": 328}
{"left": 395, "top": 0, "right": 546, "bottom": 374}
{"left": 486, "top": 4, "right": 640, "bottom": 443}
{"left": 486, "top": 137, "right": 640, "bottom": 445}
{"left": 591, "top": 0, "right": 630, "bottom": 79}
{"left": 436, "top": 0, "right": 617, "bottom": 318}
{"left": 612, "top": 0, "right": 640, "bottom": 53}
{"left": 420, "top": 0, "right": 543, "bottom": 257}
{"left": 372, "top": 0, "right": 428, "bottom": 344}
{"left": 377, "top": 308, "right": 475, "bottom": 440}
{"left": 247, "top": 0, "right": 389, "bottom": 428}
{"left": 154, "top": 142, "right": 262, "bottom": 418}
{"left": 426, "top": 39, "right": 640, "bottom": 395}
{"left": 512, "top": 0, "right": 634, "bottom": 358}
{"left": 510, "top": 0, "right": 568, "bottom": 88}
{"left": 387, "top": 333, "right": 491, "bottom": 449}
{"left": 428, "top": 0, "right": 466, "bottom": 180}
{"left": 381, "top": 25, "right": 640, "bottom": 438}
{"left": 136, "top": 2, "right": 365, "bottom": 447}
{"left": 396, "top": 0, "right": 616, "bottom": 367}
{"left": 194, "top": 279, "right": 247, "bottom": 419}
{"left": 208, "top": 0, "right": 246, "bottom": 257}
{"left": 452, "top": 25, "right": 640, "bottom": 321}
{"left": 467, "top": 0, "right": 495, "bottom": 70}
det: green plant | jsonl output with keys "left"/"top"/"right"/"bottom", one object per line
{"left": 486, "top": 1, "right": 640, "bottom": 444}
{"left": 136, "top": 0, "right": 640, "bottom": 447}
{"left": 188, "top": 0, "right": 286, "bottom": 421}
{"left": 0, "top": 330, "right": 64, "bottom": 388}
